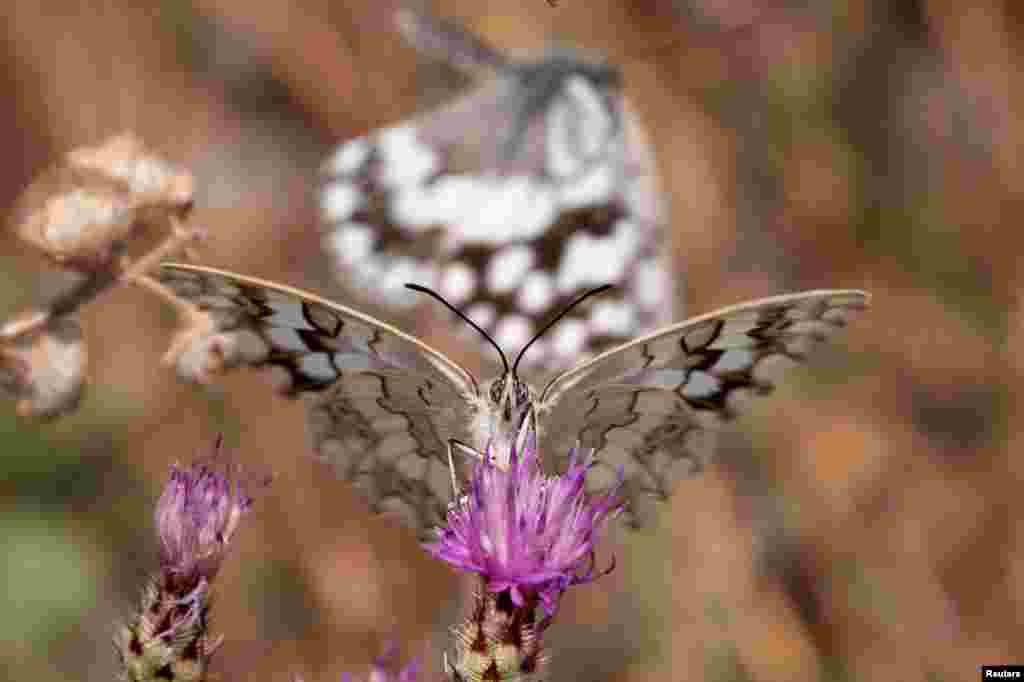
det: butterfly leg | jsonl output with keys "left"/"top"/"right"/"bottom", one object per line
{"left": 446, "top": 437, "right": 512, "bottom": 495}
{"left": 447, "top": 439, "right": 485, "bottom": 498}
{"left": 446, "top": 440, "right": 460, "bottom": 498}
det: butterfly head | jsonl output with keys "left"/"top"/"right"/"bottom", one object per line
{"left": 486, "top": 373, "right": 534, "bottom": 424}
{"left": 482, "top": 373, "right": 537, "bottom": 469}
{"left": 405, "top": 281, "right": 613, "bottom": 443}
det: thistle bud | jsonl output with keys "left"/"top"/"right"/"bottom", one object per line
{"left": 0, "top": 315, "right": 87, "bottom": 419}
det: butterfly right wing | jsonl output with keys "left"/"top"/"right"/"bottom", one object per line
{"left": 159, "top": 263, "right": 481, "bottom": 539}
{"left": 536, "top": 290, "right": 870, "bottom": 527}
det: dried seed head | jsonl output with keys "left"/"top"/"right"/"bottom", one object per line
{"left": 171, "top": 323, "right": 269, "bottom": 385}
{"left": 16, "top": 183, "right": 138, "bottom": 271}
{"left": 172, "top": 330, "right": 229, "bottom": 385}
{"left": 0, "top": 315, "right": 87, "bottom": 419}
{"left": 14, "top": 134, "right": 196, "bottom": 273}
{"left": 68, "top": 133, "right": 194, "bottom": 215}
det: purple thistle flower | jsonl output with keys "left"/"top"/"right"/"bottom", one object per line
{"left": 115, "top": 436, "right": 267, "bottom": 682}
{"left": 294, "top": 642, "right": 419, "bottom": 682}
{"left": 362, "top": 643, "right": 420, "bottom": 682}
{"left": 424, "top": 417, "right": 623, "bottom": 621}
{"left": 155, "top": 435, "right": 256, "bottom": 585}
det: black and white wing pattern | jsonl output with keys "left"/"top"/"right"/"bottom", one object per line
{"left": 320, "top": 9, "right": 672, "bottom": 374}
{"left": 160, "top": 265, "right": 870, "bottom": 534}
{"left": 536, "top": 290, "right": 870, "bottom": 527}
{"left": 159, "top": 263, "right": 481, "bottom": 539}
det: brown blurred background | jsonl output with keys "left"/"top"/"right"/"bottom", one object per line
{"left": 1, "top": 1, "right": 1021, "bottom": 680}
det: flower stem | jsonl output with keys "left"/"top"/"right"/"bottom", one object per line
{"left": 0, "top": 216, "right": 202, "bottom": 342}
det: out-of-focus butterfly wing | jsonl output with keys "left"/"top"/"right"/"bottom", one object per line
{"left": 159, "top": 263, "right": 481, "bottom": 539}
{"left": 320, "top": 10, "right": 672, "bottom": 374}
{"left": 536, "top": 290, "right": 870, "bottom": 526}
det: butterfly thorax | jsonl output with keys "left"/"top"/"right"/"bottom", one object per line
{"left": 474, "top": 373, "right": 535, "bottom": 467}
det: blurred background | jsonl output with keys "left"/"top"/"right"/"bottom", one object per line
{"left": 1, "top": 0, "right": 1021, "bottom": 680}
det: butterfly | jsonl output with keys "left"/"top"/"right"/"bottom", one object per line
{"left": 159, "top": 263, "right": 869, "bottom": 540}
{"left": 320, "top": 9, "right": 672, "bottom": 374}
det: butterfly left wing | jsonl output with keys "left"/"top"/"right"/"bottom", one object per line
{"left": 159, "top": 263, "right": 481, "bottom": 539}
{"left": 535, "top": 290, "right": 870, "bottom": 527}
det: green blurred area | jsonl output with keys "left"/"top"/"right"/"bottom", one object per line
{"left": 2, "top": 0, "right": 1023, "bottom": 680}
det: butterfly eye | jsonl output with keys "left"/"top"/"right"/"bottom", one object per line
{"left": 513, "top": 381, "right": 529, "bottom": 406}
{"left": 489, "top": 378, "right": 505, "bottom": 404}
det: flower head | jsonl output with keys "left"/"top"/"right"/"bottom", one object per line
{"left": 424, "top": 419, "right": 623, "bottom": 619}
{"left": 361, "top": 642, "right": 420, "bottom": 682}
{"left": 116, "top": 436, "right": 266, "bottom": 682}
{"left": 292, "top": 642, "right": 419, "bottom": 682}
{"left": 155, "top": 435, "right": 258, "bottom": 584}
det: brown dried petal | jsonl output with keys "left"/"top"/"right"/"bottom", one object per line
{"left": 0, "top": 316, "right": 87, "bottom": 419}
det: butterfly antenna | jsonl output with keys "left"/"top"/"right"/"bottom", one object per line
{"left": 512, "top": 284, "right": 613, "bottom": 378}
{"left": 405, "top": 283, "right": 509, "bottom": 374}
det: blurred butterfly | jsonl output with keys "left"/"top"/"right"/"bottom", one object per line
{"left": 160, "top": 263, "right": 869, "bottom": 540}
{"left": 320, "top": 9, "right": 672, "bottom": 374}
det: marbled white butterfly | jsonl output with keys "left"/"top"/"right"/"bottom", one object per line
{"left": 160, "top": 263, "right": 868, "bottom": 539}
{"left": 320, "top": 9, "right": 672, "bottom": 374}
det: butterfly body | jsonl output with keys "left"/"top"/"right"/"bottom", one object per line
{"left": 160, "top": 263, "right": 868, "bottom": 539}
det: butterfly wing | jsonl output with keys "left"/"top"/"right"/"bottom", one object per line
{"left": 320, "top": 11, "right": 673, "bottom": 374}
{"left": 536, "top": 290, "right": 870, "bottom": 526}
{"left": 159, "top": 263, "right": 481, "bottom": 539}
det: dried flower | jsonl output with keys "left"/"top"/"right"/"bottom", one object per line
{"left": 16, "top": 178, "right": 139, "bottom": 270}
{"left": 0, "top": 315, "right": 86, "bottom": 418}
{"left": 67, "top": 133, "right": 194, "bottom": 217}
{"left": 169, "top": 324, "right": 269, "bottom": 386}
{"left": 115, "top": 437, "right": 266, "bottom": 682}
{"left": 14, "top": 133, "right": 195, "bottom": 272}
